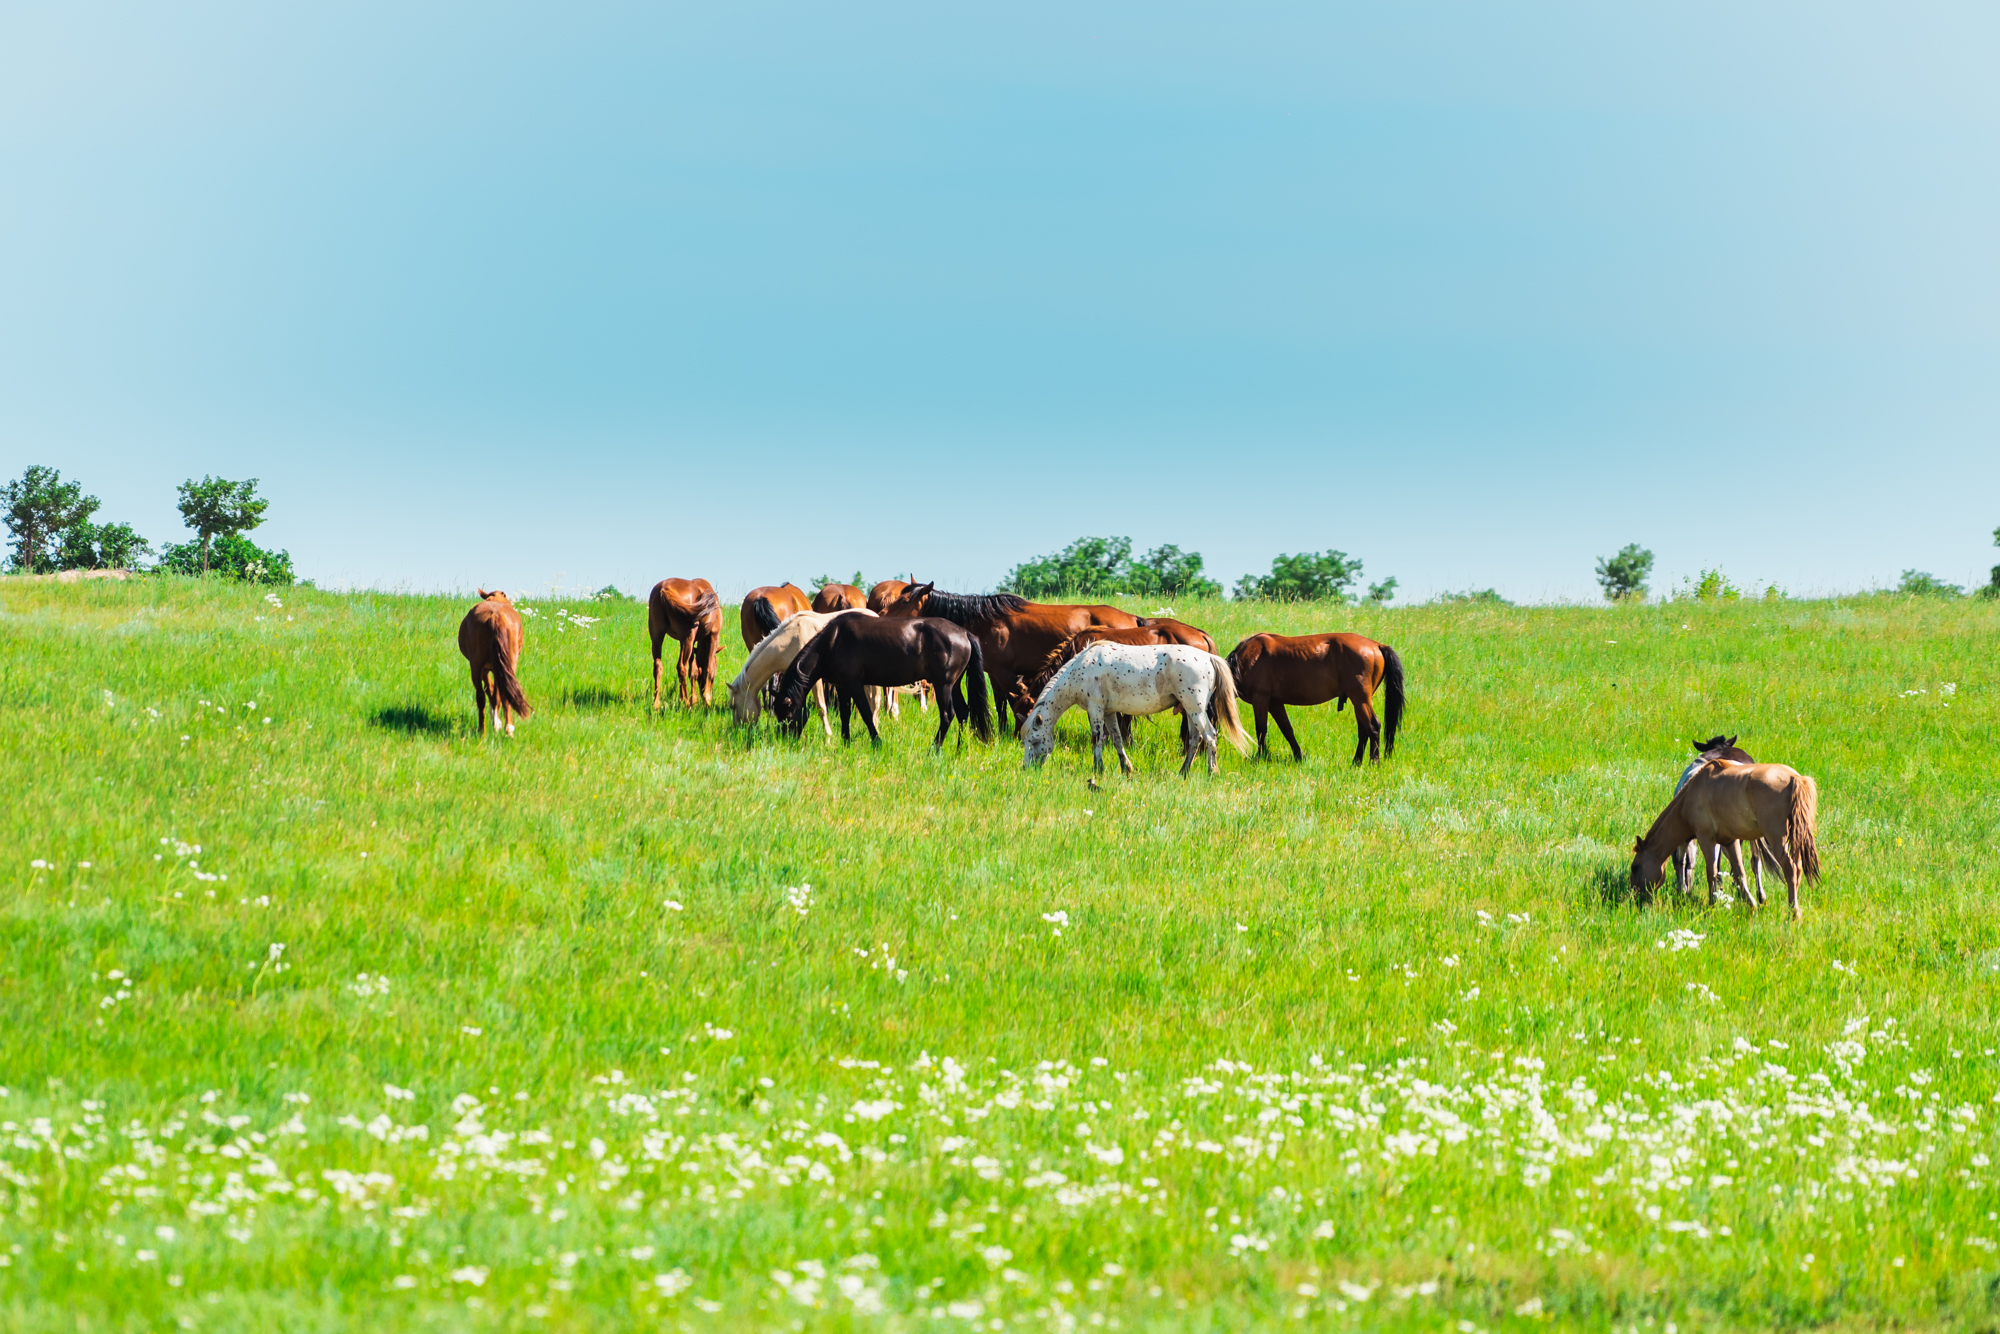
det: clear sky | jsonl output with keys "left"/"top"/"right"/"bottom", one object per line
{"left": 4, "top": 2, "right": 1996, "bottom": 601}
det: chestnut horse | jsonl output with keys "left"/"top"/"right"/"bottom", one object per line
{"left": 812, "top": 583, "right": 868, "bottom": 613}
{"left": 881, "top": 582, "right": 1145, "bottom": 734}
{"left": 866, "top": 579, "right": 911, "bottom": 613}
{"left": 772, "top": 615, "right": 992, "bottom": 749}
{"left": 1225, "top": 632, "right": 1405, "bottom": 765}
{"left": 458, "top": 590, "right": 532, "bottom": 737}
{"left": 740, "top": 583, "right": 812, "bottom": 652}
{"left": 1632, "top": 761, "right": 1820, "bottom": 920}
{"left": 648, "top": 577, "right": 722, "bottom": 709}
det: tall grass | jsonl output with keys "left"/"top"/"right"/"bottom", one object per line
{"left": 1, "top": 576, "right": 1995, "bottom": 1331}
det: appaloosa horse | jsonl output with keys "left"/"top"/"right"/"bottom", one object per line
{"left": 1225, "top": 632, "right": 1405, "bottom": 765}
{"left": 648, "top": 577, "right": 723, "bottom": 709}
{"left": 1021, "top": 642, "right": 1251, "bottom": 778}
{"left": 458, "top": 590, "right": 532, "bottom": 737}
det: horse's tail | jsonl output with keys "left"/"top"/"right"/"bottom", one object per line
{"left": 964, "top": 637, "right": 994, "bottom": 742}
{"left": 1787, "top": 773, "right": 1820, "bottom": 885}
{"left": 1380, "top": 644, "right": 1405, "bottom": 759}
{"left": 749, "top": 595, "right": 782, "bottom": 638}
{"left": 1207, "top": 653, "right": 1253, "bottom": 755}
{"left": 691, "top": 584, "right": 720, "bottom": 624}
{"left": 494, "top": 636, "right": 533, "bottom": 720}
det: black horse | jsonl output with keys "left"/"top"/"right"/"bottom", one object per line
{"left": 772, "top": 616, "right": 993, "bottom": 748}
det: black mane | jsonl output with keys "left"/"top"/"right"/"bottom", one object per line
{"left": 917, "top": 589, "right": 1029, "bottom": 625}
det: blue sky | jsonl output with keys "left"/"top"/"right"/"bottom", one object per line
{"left": 3, "top": 2, "right": 1996, "bottom": 600}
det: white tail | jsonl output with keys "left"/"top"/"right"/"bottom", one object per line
{"left": 1207, "top": 654, "right": 1253, "bottom": 755}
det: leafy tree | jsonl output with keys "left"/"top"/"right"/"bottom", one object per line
{"left": 1594, "top": 543, "right": 1654, "bottom": 601}
{"left": 1000, "top": 538, "right": 1221, "bottom": 599}
{"left": 1233, "top": 550, "right": 1364, "bottom": 602}
{"left": 55, "top": 521, "right": 152, "bottom": 572}
{"left": 1896, "top": 569, "right": 1962, "bottom": 598}
{"left": 1364, "top": 577, "right": 1399, "bottom": 606}
{"left": 2, "top": 466, "right": 98, "bottom": 573}
{"left": 176, "top": 476, "right": 269, "bottom": 575}
{"left": 157, "top": 534, "right": 294, "bottom": 585}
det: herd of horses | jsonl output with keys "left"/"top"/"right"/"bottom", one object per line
{"left": 456, "top": 578, "right": 1822, "bottom": 918}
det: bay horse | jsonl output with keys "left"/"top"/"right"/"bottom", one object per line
{"left": 881, "top": 581, "right": 1146, "bottom": 735}
{"left": 1021, "top": 643, "right": 1251, "bottom": 777}
{"left": 812, "top": 583, "right": 868, "bottom": 613}
{"left": 727, "top": 607, "right": 875, "bottom": 734}
{"left": 647, "top": 577, "right": 722, "bottom": 709}
{"left": 1225, "top": 632, "right": 1405, "bottom": 765}
{"left": 740, "top": 583, "right": 812, "bottom": 652}
{"left": 1632, "top": 761, "right": 1821, "bottom": 920}
{"left": 458, "top": 590, "right": 531, "bottom": 737}
{"left": 771, "top": 615, "right": 992, "bottom": 749}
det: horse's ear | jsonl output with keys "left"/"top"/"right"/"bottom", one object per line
{"left": 1727, "top": 734, "right": 1737, "bottom": 746}
{"left": 1633, "top": 836, "right": 1644, "bottom": 852}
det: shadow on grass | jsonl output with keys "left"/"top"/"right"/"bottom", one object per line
{"left": 1593, "top": 861, "right": 1638, "bottom": 909}
{"left": 370, "top": 703, "right": 454, "bottom": 736}
{"left": 565, "top": 687, "right": 632, "bottom": 710}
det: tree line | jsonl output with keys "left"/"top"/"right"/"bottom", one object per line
{"left": 1, "top": 466, "right": 293, "bottom": 584}
{"left": 999, "top": 536, "right": 1404, "bottom": 604}
{"left": 1596, "top": 536, "right": 2000, "bottom": 602}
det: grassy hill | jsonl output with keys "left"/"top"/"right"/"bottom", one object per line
{"left": 2, "top": 576, "right": 1996, "bottom": 1331}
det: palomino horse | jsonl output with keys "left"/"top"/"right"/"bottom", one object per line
{"left": 881, "top": 581, "right": 1146, "bottom": 735}
{"left": 648, "top": 577, "right": 722, "bottom": 709}
{"left": 740, "top": 584, "right": 812, "bottom": 652}
{"left": 458, "top": 590, "right": 532, "bottom": 737}
{"left": 1225, "top": 632, "right": 1405, "bottom": 765}
{"left": 1671, "top": 735, "right": 1775, "bottom": 896}
{"left": 812, "top": 583, "right": 868, "bottom": 612}
{"left": 1022, "top": 642, "right": 1251, "bottom": 777}
{"left": 1632, "top": 761, "right": 1821, "bottom": 920}
{"left": 728, "top": 608, "right": 875, "bottom": 734}
{"left": 772, "top": 616, "right": 992, "bottom": 749}
{"left": 1006, "top": 619, "right": 1217, "bottom": 724}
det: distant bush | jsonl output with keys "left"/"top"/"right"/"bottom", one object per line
{"left": 1896, "top": 569, "right": 1963, "bottom": 598}
{"left": 157, "top": 534, "right": 294, "bottom": 585}
{"left": 1432, "top": 588, "right": 1512, "bottom": 606}
{"left": 1002, "top": 537, "right": 1222, "bottom": 600}
{"left": 1233, "top": 549, "right": 1366, "bottom": 603}
{"left": 1673, "top": 568, "right": 1742, "bottom": 603}
{"left": 1594, "top": 543, "right": 1654, "bottom": 601}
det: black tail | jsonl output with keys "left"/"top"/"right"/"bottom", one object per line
{"left": 749, "top": 595, "right": 782, "bottom": 638}
{"left": 964, "top": 639, "right": 993, "bottom": 742}
{"left": 1381, "top": 644, "right": 1405, "bottom": 758}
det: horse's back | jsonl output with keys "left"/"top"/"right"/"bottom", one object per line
{"left": 459, "top": 598, "right": 520, "bottom": 665}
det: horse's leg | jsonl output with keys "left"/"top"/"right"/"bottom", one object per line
{"left": 1252, "top": 701, "right": 1270, "bottom": 757}
{"left": 472, "top": 667, "right": 488, "bottom": 735}
{"left": 854, "top": 685, "right": 883, "bottom": 747}
{"left": 933, "top": 677, "right": 956, "bottom": 748}
{"left": 1762, "top": 840, "right": 1800, "bottom": 920}
{"left": 1747, "top": 840, "right": 1767, "bottom": 906}
{"left": 1119, "top": 714, "right": 1134, "bottom": 747}
{"left": 1696, "top": 838, "right": 1722, "bottom": 906}
{"left": 1270, "top": 703, "right": 1304, "bottom": 762}
{"left": 1106, "top": 703, "right": 1136, "bottom": 775}
{"left": 1721, "top": 841, "right": 1749, "bottom": 906}
{"left": 1084, "top": 700, "right": 1109, "bottom": 775}
{"left": 651, "top": 632, "right": 667, "bottom": 711}
{"left": 1350, "top": 691, "right": 1381, "bottom": 765}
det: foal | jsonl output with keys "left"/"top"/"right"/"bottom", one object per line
{"left": 458, "top": 590, "right": 532, "bottom": 736}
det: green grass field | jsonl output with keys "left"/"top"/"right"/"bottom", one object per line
{"left": 3, "top": 576, "right": 1997, "bottom": 1332}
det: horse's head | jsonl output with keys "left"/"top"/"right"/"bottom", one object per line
{"left": 1690, "top": 734, "right": 1735, "bottom": 754}
{"left": 1629, "top": 834, "right": 1669, "bottom": 892}
{"left": 1021, "top": 701, "right": 1058, "bottom": 769}
{"left": 882, "top": 581, "right": 933, "bottom": 619}
{"left": 728, "top": 672, "right": 761, "bottom": 727}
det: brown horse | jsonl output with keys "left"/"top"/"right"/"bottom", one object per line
{"left": 881, "top": 582, "right": 1145, "bottom": 734}
{"left": 1671, "top": 735, "right": 1774, "bottom": 895}
{"left": 866, "top": 579, "right": 911, "bottom": 613}
{"left": 648, "top": 577, "right": 723, "bottom": 709}
{"left": 740, "top": 583, "right": 812, "bottom": 653}
{"left": 813, "top": 583, "right": 868, "bottom": 613}
{"left": 1633, "top": 761, "right": 1821, "bottom": 920}
{"left": 1007, "top": 620, "right": 1217, "bottom": 724}
{"left": 458, "top": 590, "right": 532, "bottom": 737}
{"left": 1225, "top": 632, "right": 1405, "bottom": 765}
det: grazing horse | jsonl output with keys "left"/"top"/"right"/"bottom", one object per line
{"left": 1671, "top": 735, "right": 1775, "bottom": 896}
{"left": 1022, "top": 643, "right": 1251, "bottom": 777}
{"left": 772, "top": 615, "right": 992, "bottom": 749}
{"left": 1225, "top": 632, "right": 1405, "bottom": 765}
{"left": 458, "top": 590, "right": 532, "bottom": 737}
{"left": 812, "top": 583, "right": 868, "bottom": 613}
{"left": 740, "top": 584, "right": 812, "bottom": 652}
{"left": 1632, "top": 761, "right": 1821, "bottom": 920}
{"left": 1007, "top": 619, "right": 1217, "bottom": 721}
{"left": 881, "top": 581, "right": 1146, "bottom": 735}
{"left": 647, "top": 577, "right": 722, "bottom": 709}
{"left": 727, "top": 608, "right": 875, "bottom": 734}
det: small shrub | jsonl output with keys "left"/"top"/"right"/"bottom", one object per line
{"left": 1896, "top": 570, "right": 1962, "bottom": 599}
{"left": 1674, "top": 568, "right": 1741, "bottom": 602}
{"left": 1432, "top": 588, "right": 1512, "bottom": 606}
{"left": 1233, "top": 550, "right": 1365, "bottom": 602}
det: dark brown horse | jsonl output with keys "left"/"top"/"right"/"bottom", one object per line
{"left": 881, "top": 582, "right": 1145, "bottom": 734}
{"left": 1007, "top": 619, "right": 1217, "bottom": 724}
{"left": 812, "top": 582, "right": 868, "bottom": 613}
{"left": 458, "top": 590, "right": 532, "bottom": 737}
{"left": 648, "top": 577, "right": 723, "bottom": 709}
{"left": 740, "top": 583, "right": 812, "bottom": 653}
{"left": 1225, "top": 632, "right": 1405, "bottom": 765}
{"left": 771, "top": 615, "right": 992, "bottom": 749}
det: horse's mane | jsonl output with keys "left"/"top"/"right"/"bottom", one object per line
{"left": 916, "top": 589, "right": 1029, "bottom": 626}
{"left": 1022, "top": 628, "right": 1102, "bottom": 696}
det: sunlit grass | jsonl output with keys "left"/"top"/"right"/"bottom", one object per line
{"left": 1, "top": 576, "right": 1996, "bottom": 1331}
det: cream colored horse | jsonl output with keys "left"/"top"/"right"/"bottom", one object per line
{"left": 728, "top": 609, "right": 876, "bottom": 734}
{"left": 1632, "top": 760, "right": 1821, "bottom": 920}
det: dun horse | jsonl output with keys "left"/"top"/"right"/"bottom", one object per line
{"left": 882, "top": 581, "right": 1146, "bottom": 734}
{"left": 647, "top": 577, "right": 722, "bottom": 709}
{"left": 1225, "top": 632, "right": 1405, "bottom": 765}
{"left": 772, "top": 615, "right": 992, "bottom": 749}
{"left": 1632, "top": 761, "right": 1821, "bottom": 920}
{"left": 458, "top": 590, "right": 532, "bottom": 737}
